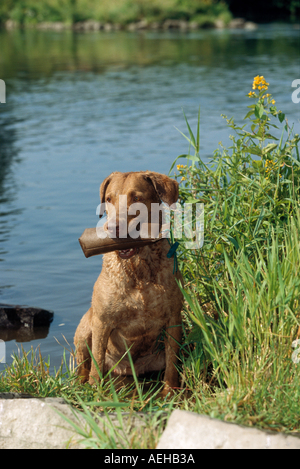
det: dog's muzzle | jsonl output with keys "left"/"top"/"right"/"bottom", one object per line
{"left": 118, "top": 247, "right": 138, "bottom": 259}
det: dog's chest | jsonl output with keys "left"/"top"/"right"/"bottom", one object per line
{"left": 96, "top": 247, "right": 181, "bottom": 324}
{"left": 98, "top": 266, "right": 178, "bottom": 320}
{"left": 110, "top": 277, "right": 171, "bottom": 318}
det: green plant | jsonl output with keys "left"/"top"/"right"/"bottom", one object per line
{"left": 169, "top": 77, "right": 300, "bottom": 433}
{"left": 171, "top": 76, "right": 300, "bottom": 299}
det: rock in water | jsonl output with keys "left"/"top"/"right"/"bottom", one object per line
{"left": 0, "top": 304, "right": 54, "bottom": 341}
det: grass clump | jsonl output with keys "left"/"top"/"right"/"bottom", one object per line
{"left": 0, "top": 344, "right": 173, "bottom": 448}
{"left": 172, "top": 76, "right": 300, "bottom": 435}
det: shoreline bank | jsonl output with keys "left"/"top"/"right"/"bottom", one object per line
{"left": 3, "top": 17, "right": 259, "bottom": 32}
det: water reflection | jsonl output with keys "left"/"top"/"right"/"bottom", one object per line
{"left": 0, "top": 326, "right": 51, "bottom": 342}
{"left": 0, "top": 111, "right": 22, "bottom": 264}
{"left": 0, "top": 27, "right": 299, "bottom": 79}
{"left": 0, "top": 116, "right": 19, "bottom": 202}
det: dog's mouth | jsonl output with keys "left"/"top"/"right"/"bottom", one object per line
{"left": 118, "top": 247, "right": 138, "bottom": 259}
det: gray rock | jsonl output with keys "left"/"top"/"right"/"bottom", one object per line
{"left": 73, "top": 21, "right": 103, "bottom": 31}
{"left": 0, "top": 304, "right": 53, "bottom": 329}
{"left": 0, "top": 393, "right": 36, "bottom": 399}
{"left": 36, "top": 22, "right": 66, "bottom": 31}
{"left": 244, "top": 21, "right": 258, "bottom": 30}
{"left": 73, "top": 22, "right": 85, "bottom": 31}
{"left": 178, "top": 20, "right": 189, "bottom": 31}
{"left": 214, "top": 19, "right": 225, "bottom": 29}
{"left": 163, "top": 20, "right": 181, "bottom": 30}
{"left": 0, "top": 304, "right": 53, "bottom": 342}
{"left": 5, "top": 20, "right": 18, "bottom": 30}
{"left": 188, "top": 21, "right": 199, "bottom": 30}
{"left": 127, "top": 20, "right": 149, "bottom": 31}
{"left": 157, "top": 410, "right": 300, "bottom": 449}
{"left": 83, "top": 20, "right": 103, "bottom": 31}
{"left": 103, "top": 23, "right": 113, "bottom": 32}
{"left": 228, "top": 18, "right": 245, "bottom": 29}
{"left": 150, "top": 22, "right": 161, "bottom": 30}
{"left": 0, "top": 398, "right": 86, "bottom": 449}
{"left": 135, "top": 20, "right": 149, "bottom": 30}
{"left": 0, "top": 396, "right": 164, "bottom": 449}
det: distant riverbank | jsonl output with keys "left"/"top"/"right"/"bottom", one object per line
{"left": 3, "top": 17, "right": 259, "bottom": 32}
{"left": 1, "top": 0, "right": 297, "bottom": 32}
{"left": 0, "top": 0, "right": 230, "bottom": 28}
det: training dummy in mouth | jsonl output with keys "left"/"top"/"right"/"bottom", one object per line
{"left": 79, "top": 223, "right": 166, "bottom": 258}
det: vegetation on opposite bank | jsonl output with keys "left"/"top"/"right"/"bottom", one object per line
{"left": 0, "top": 0, "right": 232, "bottom": 28}
{"left": 0, "top": 0, "right": 298, "bottom": 27}
{"left": 1, "top": 76, "right": 300, "bottom": 448}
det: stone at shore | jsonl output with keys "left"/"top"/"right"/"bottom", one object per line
{"left": 228, "top": 17, "right": 246, "bottom": 28}
{"left": 3, "top": 18, "right": 258, "bottom": 32}
{"left": 73, "top": 20, "right": 103, "bottom": 31}
{"left": 0, "top": 397, "right": 88, "bottom": 449}
{"left": 1, "top": 398, "right": 299, "bottom": 449}
{"left": 0, "top": 395, "right": 157, "bottom": 449}
{"left": 0, "top": 304, "right": 53, "bottom": 341}
{"left": 127, "top": 19, "right": 149, "bottom": 31}
{"left": 244, "top": 21, "right": 258, "bottom": 30}
{"left": 36, "top": 21, "right": 67, "bottom": 31}
{"left": 163, "top": 19, "right": 191, "bottom": 30}
{"left": 157, "top": 409, "right": 300, "bottom": 449}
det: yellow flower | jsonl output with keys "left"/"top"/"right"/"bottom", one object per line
{"left": 271, "top": 99, "right": 275, "bottom": 104}
{"left": 252, "top": 75, "right": 269, "bottom": 91}
{"left": 181, "top": 177, "right": 186, "bottom": 182}
{"left": 248, "top": 91, "right": 256, "bottom": 97}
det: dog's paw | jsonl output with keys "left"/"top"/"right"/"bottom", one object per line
{"left": 160, "top": 382, "right": 179, "bottom": 398}
{"left": 88, "top": 373, "right": 101, "bottom": 386}
{"left": 76, "top": 366, "right": 90, "bottom": 384}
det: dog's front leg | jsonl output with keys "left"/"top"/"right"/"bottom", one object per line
{"left": 162, "top": 317, "right": 182, "bottom": 395}
{"left": 89, "top": 316, "right": 112, "bottom": 385}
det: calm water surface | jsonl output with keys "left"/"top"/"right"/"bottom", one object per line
{"left": 0, "top": 24, "right": 299, "bottom": 369}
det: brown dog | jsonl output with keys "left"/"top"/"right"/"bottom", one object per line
{"left": 74, "top": 171, "right": 183, "bottom": 393}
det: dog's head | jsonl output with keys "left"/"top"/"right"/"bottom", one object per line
{"left": 99, "top": 171, "right": 179, "bottom": 258}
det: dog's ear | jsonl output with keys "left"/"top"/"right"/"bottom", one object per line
{"left": 143, "top": 171, "right": 179, "bottom": 206}
{"left": 99, "top": 172, "right": 120, "bottom": 218}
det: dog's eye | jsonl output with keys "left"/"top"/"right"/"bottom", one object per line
{"left": 133, "top": 196, "right": 141, "bottom": 202}
{"left": 106, "top": 197, "right": 111, "bottom": 203}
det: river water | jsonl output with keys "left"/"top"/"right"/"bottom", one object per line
{"left": 0, "top": 24, "right": 299, "bottom": 369}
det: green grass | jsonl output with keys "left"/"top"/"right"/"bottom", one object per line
{"left": 0, "top": 344, "right": 176, "bottom": 448}
{"left": 1, "top": 76, "right": 300, "bottom": 448}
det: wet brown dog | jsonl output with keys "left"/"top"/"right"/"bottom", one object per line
{"left": 74, "top": 171, "right": 183, "bottom": 394}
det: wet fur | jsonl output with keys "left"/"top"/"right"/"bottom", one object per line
{"left": 74, "top": 171, "right": 183, "bottom": 392}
